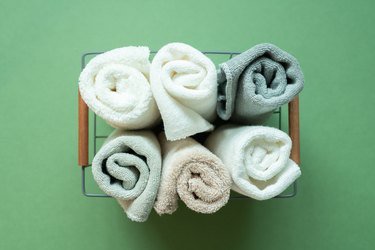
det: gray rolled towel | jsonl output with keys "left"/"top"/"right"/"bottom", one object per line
{"left": 217, "top": 43, "right": 304, "bottom": 124}
{"left": 92, "top": 130, "right": 161, "bottom": 222}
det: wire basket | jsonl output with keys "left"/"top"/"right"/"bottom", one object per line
{"left": 78, "top": 51, "right": 301, "bottom": 199}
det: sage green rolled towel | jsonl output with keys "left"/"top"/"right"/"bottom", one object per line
{"left": 217, "top": 43, "right": 304, "bottom": 124}
{"left": 92, "top": 130, "right": 161, "bottom": 222}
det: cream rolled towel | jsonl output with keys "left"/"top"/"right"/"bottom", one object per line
{"left": 150, "top": 42, "right": 217, "bottom": 141}
{"left": 205, "top": 125, "right": 301, "bottom": 200}
{"left": 154, "top": 134, "right": 231, "bottom": 215}
{"left": 92, "top": 130, "right": 161, "bottom": 222}
{"left": 79, "top": 46, "right": 160, "bottom": 129}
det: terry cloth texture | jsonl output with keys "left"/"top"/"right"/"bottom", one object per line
{"left": 154, "top": 134, "right": 231, "bottom": 215}
{"left": 217, "top": 43, "right": 304, "bottom": 124}
{"left": 150, "top": 42, "right": 217, "bottom": 141}
{"left": 205, "top": 125, "right": 301, "bottom": 200}
{"left": 79, "top": 46, "right": 160, "bottom": 129}
{"left": 92, "top": 130, "right": 161, "bottom": 222}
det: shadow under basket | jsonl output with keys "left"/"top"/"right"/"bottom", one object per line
{"left": 77, "top": 51, "right": 301, "bottom": 199}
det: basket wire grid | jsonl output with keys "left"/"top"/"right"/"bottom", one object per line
{"left": 78, "top": 51, "right": 300, "bottom": 199}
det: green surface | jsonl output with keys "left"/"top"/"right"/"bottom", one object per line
{"left": 1, "top": 0, "right": 374, "bottom": 249}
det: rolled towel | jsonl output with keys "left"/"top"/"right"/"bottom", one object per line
{"left": 217, "top": 43, "right": 304, "bottom": 124}
{"left": 150, "top": 42, "right": 217, "bottom": 141}
{"left": 92, "top": 130, "right": 161, "bottom": 222}
{"left": 205, "top": 125, "right": 301, "bottom": 200}
{"left": 79, "top": 46, "right": 160, "bottom": 129}
{"left": 154, "top": 134, "right": 231, "bottom": 215}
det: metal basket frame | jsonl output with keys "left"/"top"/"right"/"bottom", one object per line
{"left": 78, "top": 51, "right": 301, "bottom": 199}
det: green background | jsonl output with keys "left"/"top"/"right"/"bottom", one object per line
{"left": 1, "top": 0, "right": 374, "bottom": 249}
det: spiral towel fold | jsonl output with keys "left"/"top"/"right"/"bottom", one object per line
{"left": 92, "top": 130, "right": 161, "bottom": 222}
{"left": 154, "top": 134, "right": 231, "bottom": 215}
{"left": 217, "top": 43, "right": 304, "bottom": 124}
{"left": 79, "top": 46, "right": 160, "bottom": 129}
{"left": 205, "top": 125, "right": 301, "bottom": 200}
{"left": 150, "top": 42, "right": 217, "bottom": 141}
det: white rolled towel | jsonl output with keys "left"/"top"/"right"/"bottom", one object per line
{"left": 205, "top": 125, "right": 301, "bottom": 200}
{"left": 150, "top": 42, "right": 217, "bottom": 141}
{"left": 79, "top": 46, "right": 160, "bottom": 129}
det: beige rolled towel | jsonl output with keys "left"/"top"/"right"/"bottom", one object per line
{"left": 154, "top": 134, "right": 231, "bottom": 215}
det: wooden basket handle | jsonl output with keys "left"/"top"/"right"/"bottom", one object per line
{"left": 78, "top": 92, "right": 88, "bottom": 166}
{"left": 288, "top": 96, "right": 300, "bottom": 165}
